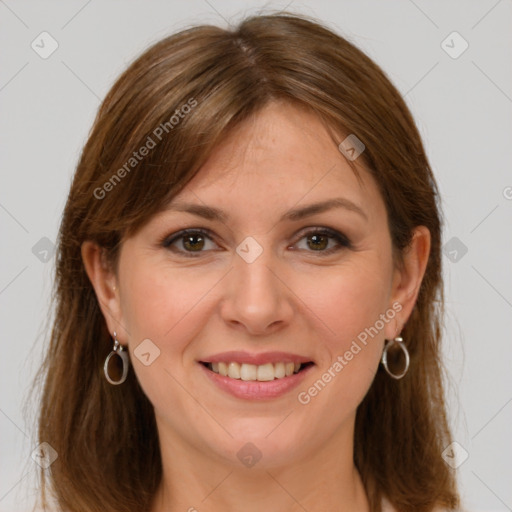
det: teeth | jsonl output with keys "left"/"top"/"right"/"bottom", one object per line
{"left": 257, "top": 363, "right": 274, "bottom": 381}
{"left": 240, "top": 363, "right": 257, "bottom": 381}
{"left": 227, "top": 362, "right": 241, "bottom": 379}
{"left": 207, "top": 361, "right": 306, "bottom": 381}
{"left": 274, "top": 362, "right": 285, "bottom": 379}
{"left": 218, "top": 362, "right": 228, "bottom": 377}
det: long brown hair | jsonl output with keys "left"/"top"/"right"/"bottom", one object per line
{"left": 35, "top": 12, "right": 459, "bottom": 512}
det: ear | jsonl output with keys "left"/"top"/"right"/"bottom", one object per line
{"left": 81, "top": 241, "right": 125, "bottom": 341}
{"left": 385, "top": 225, "right": 431, "bottom": 339}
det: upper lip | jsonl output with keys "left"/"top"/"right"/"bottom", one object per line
{"left": 200, "top": 351, "right": 314, "bottom": 366}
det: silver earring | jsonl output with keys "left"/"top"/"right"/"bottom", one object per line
{"left": 104, "top": 331, "right": 129, "bottom": 385}
{"left": 381, "top": 336, "right": 410, "bottom": 380}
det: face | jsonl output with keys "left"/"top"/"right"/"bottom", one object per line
{"left": 110, "top": 102, "right": 405, "bottom": 468}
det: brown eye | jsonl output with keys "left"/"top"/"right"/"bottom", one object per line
{"left": 294, "top": 228, "right": 351, "bottom": 255}
{"left": 307, "top": 233, "right": 329, "bottom": 251}
{"left": 162, "top": 228, "right": 217, "bottom": 257}
{"left": 182, "top": 233, "right": 205, "bottom": 252}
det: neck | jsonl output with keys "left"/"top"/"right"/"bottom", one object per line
{"left": 150, "top": 421, "right": 370, "bottom": 512}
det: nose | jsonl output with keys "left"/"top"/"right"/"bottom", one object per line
{"left": 220, "top": 248, "right": 294, "bottom": 336}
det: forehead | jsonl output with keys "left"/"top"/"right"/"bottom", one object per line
{"left": 167, "top": 101, "right": 385, "bottom": 226}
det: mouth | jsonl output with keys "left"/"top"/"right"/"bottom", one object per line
{"left": 200, "top": 360, "right": 315, "bottom": 382}
{"left": 197, "top": 351, "right": 316, "bottom": 400}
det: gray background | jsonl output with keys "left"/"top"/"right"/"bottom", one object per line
{"left": 1, "top": 1, "right": 511, "bottom": 511}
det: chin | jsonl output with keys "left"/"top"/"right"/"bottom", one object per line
{"left": 205, "top": 423, "right": 307, "bottom": 470}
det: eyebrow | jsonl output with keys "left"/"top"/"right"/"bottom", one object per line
{"left": 165, "top": 197, "right": 368, "bottom": 223}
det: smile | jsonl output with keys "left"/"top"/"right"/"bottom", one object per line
{"left": 199, "top": 359, "right": 315, "bottom": 400}
{"left": 202, "top": 361, "right": 314, "bottom": 381}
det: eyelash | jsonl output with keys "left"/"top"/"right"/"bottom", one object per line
{"left": 160, "top": 227, "right": 352, "bottom": 258}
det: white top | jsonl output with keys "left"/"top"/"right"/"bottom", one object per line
{"left": 382, "top": 498, "right": 395, "bottom": 512}
{"left": 382, "top": 497, "right": 453, "bottom": 512}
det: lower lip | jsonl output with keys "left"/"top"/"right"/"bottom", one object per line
{"left": 198, "top": 363, "right": 314, "bottom": 401}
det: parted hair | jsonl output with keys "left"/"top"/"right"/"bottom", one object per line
{"left": 35, "top": 12, "right": 459, "bottom": 512}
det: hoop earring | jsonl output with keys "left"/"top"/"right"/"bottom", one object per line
{"left": 104, "top": 331, "right": 129, "bottom": 385}
{"left": 381, "top": 336, "right": 410, "bottom": 380}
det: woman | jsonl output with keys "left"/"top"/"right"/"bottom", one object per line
{"left": 36, "top": 12, "right": 460, "bottom": 512}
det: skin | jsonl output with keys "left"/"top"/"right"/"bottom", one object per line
{"left": 82, "top": 101, "right": 430, "bottom": 512}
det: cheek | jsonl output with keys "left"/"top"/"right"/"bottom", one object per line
{"left": 297, "top": 255, "right": 393, "bottom": 399}
{"left": 118, "top": 258, "right": 232, "bottom": 408}
{"left": 120, "top": 259, "right": 222, "bottom": 344}
{"left": 305, "top": 257, "right": 392, "bottom": 346}
{"left": 118, "top": 260, "right": 225, "bottom": 417}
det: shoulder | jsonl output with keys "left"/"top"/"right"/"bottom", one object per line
{"left": 382, "top": 498, "right": 469, "bottom": 512}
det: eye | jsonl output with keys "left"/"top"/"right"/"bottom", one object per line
{"left": 161, "top": 226, "right": 351, "bottom": 258}
{"left": 162, "top": 228, "right": 218, "bottom": 257}
{"left": 293, "top": 227, "right": 351, "bottom": 254}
